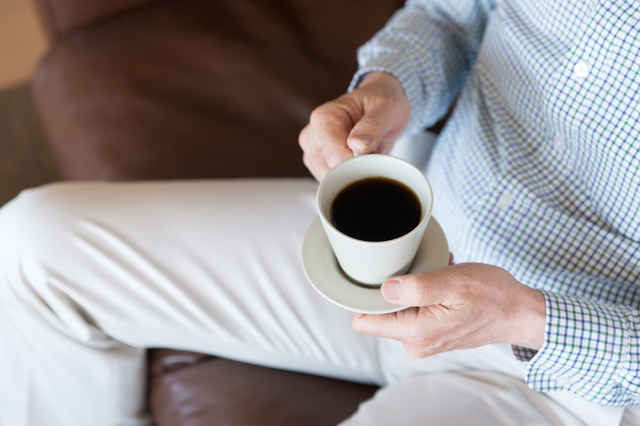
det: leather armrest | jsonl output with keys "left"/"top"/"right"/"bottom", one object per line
{"left": 148, "top": 349, "right": 378, "bottom": 426}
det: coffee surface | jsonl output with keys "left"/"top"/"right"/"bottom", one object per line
{"left": 329, "top": 177, "right": 421, "bottom": 242}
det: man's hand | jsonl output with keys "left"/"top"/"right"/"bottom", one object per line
{"left": 352, "top": 263, "right": 546, "bottom": 358}
{"left": 299, "top": 72, "right": 411, "bottom": 181}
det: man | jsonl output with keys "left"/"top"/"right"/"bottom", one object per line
{"left": 302, "top": 1, "right": 640, "bottom": 423}
{"left": 1, "top": 0, "right": 639, "bottom": 424}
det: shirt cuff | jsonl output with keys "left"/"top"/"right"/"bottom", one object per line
{"left": 522, "top": 290, "right": 633, "bottom": 405}
{"left": 348, "top": 53, "right": 426, "bottom": 137}
{"left": 512, "top": 345, "right": 538, "bottom": 362}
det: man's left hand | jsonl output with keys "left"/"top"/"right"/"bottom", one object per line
{"left": 351, "top": 263, "right": 546, "bottom": 358}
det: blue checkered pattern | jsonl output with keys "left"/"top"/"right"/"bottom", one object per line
{"left": 350, "top": 0, "right": 640, "bottom": 406}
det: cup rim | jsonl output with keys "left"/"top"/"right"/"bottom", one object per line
{"left": 317, "top": 154, "right": 433, "bottom": 245}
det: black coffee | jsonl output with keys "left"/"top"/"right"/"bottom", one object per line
{"left": 329, "top": 177, "right": 421, "bottom": 242}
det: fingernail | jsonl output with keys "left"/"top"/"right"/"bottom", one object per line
{"left": 382, "top": 280, "right": 402, "bottom": 301}
{"left": 349, "top": 133, "right": 373, "bottom": 147}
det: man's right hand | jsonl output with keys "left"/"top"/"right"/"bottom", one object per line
{"left": 298, "top": 71, "right": 412, "bottom": 181}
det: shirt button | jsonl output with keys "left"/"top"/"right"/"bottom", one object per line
{"left": 574, "top": 60, "right": 590, "bottom": 78}
{"left": 553, "top": 135, "right": 565, "bottom": 151}
{"left": 556, "top": 376, "right": 571, "bottom": 387}
{"left": 497, "top": 193, "right": 514, "bottom": 210}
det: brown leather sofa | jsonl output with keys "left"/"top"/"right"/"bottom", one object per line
{"left": 31, "top": 0, "right": 414, "bottom": 424}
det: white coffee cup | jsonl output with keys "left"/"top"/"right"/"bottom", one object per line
{"left": 317, "top": 154, "right": 433, "bottom": 285}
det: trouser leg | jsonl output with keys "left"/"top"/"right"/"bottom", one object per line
{"left": 340, "top": 371, "right": 588, "bottom": 426}
{"left": 0, "top": 179, "right": 382, "bottom": 426}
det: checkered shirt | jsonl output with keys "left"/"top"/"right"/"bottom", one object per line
{"left": 350, "top": 0, "right": 640, "bottom": 406}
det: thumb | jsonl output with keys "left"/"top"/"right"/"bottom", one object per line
{"left": 347, "top": 105, "right": 404, "bottom": 155}
{"left": 381, "top": 273, "right": 447, "bottom": 307}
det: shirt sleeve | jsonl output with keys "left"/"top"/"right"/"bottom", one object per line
{"left": 348, "top": 0, "right": 495, "bottom": 136}
{"left": 514, "top": 290, "right": 640, "bottom": 406}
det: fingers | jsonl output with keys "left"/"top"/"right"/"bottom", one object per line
{"left": 298, "top": 72, "right": 411, "bottom": 181}
{"left": 299, "top": 102, "right": 354, "bottom": 181}
{"left": 311, "top": 103, "right": 356, "bottom": 169}
{"left": 347, "top": 72, "right": 411, "bottom": 156}
{"left": 379, "top": 274, "right": 440, "bottom": 307}
{"left": 351, "top": 308, "right": 422, "bottom": 341}
{"left": 351, "top": 308, "right": 448, "bottom": 355}
{"left": 347, "top": 103, "right": 403, "bottom": 156}
{"left": 380, "top": 266, "right": 467, "bottom": 307}
{"left": 299, "top": 124, "right": 331, "bottom": 181}
{"left": 375, "top": 255, "right": 454, "bottom": 307}
{"left": 352, "top": 264, "right": 538, "bottom": 359}
{"left": 351, "top": 308, "right": 447, "bottom": 358}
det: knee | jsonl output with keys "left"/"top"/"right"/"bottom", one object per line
{"left": 0, "top": 183, "right": 80, "bottom": 258}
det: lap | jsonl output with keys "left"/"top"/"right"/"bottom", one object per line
{"left": 0, "top": 179, "right": 381, "bottom": 425}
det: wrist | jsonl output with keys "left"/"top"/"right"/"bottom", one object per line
{"left": 510, "top": 285, "right": 546, "bottom": 350}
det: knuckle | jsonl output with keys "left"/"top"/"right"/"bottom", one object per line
{"left": 405, "top": 333, "right": 444, "bottom": 351}
{"left": 430, "top": 336, "right": 446, "bottom": 350}
{"left": 404, "top": 344, "right": 428, "bottom": 359}
{"left": 325, "top": 148, "right": 350, "bottom": 168}
{"left": 357, "top": 117, "right": 380, "bottom": 130}
{"left": 405, "top": 332, "right": 428, "bottom": 348}
{"left": 417, "top": 283, "right": 431, "bottom": 305}
{"left": 365, "top": 88, "right": 395, "bottom": 107}
{"left": 323, "top": 114, "right": 348, "bottom": 131}
{"left": 309, "top": 104, "right": 333, "bottom": 125}
{"left": 403, "top": 277, "right": 429, "bottom": 305}
{"left": 298, "top": 136, "right": 308, "bottom": 151}
{"left": 298, "top": 126, "right": 309, "bottom": 148}
{"left": 326, "top": 150, "right": 341, "bottom": 165}
{"left": 302, "top": 153, "right": 312, "bottom": 169}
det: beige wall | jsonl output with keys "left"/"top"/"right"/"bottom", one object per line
{"left": 0, "top": 0, "right": 47, "bottom": 90}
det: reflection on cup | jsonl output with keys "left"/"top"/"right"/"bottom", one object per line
{"left": 317, "top": 154, "right": 433, "bottom": 286}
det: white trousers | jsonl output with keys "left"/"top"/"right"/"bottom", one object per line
{"left": 0, "top": 179, "right": 637, "bottom": 426}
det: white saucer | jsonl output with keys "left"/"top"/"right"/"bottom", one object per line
{"left": 301, "top": 216, "right": 449, "bottom": 314}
